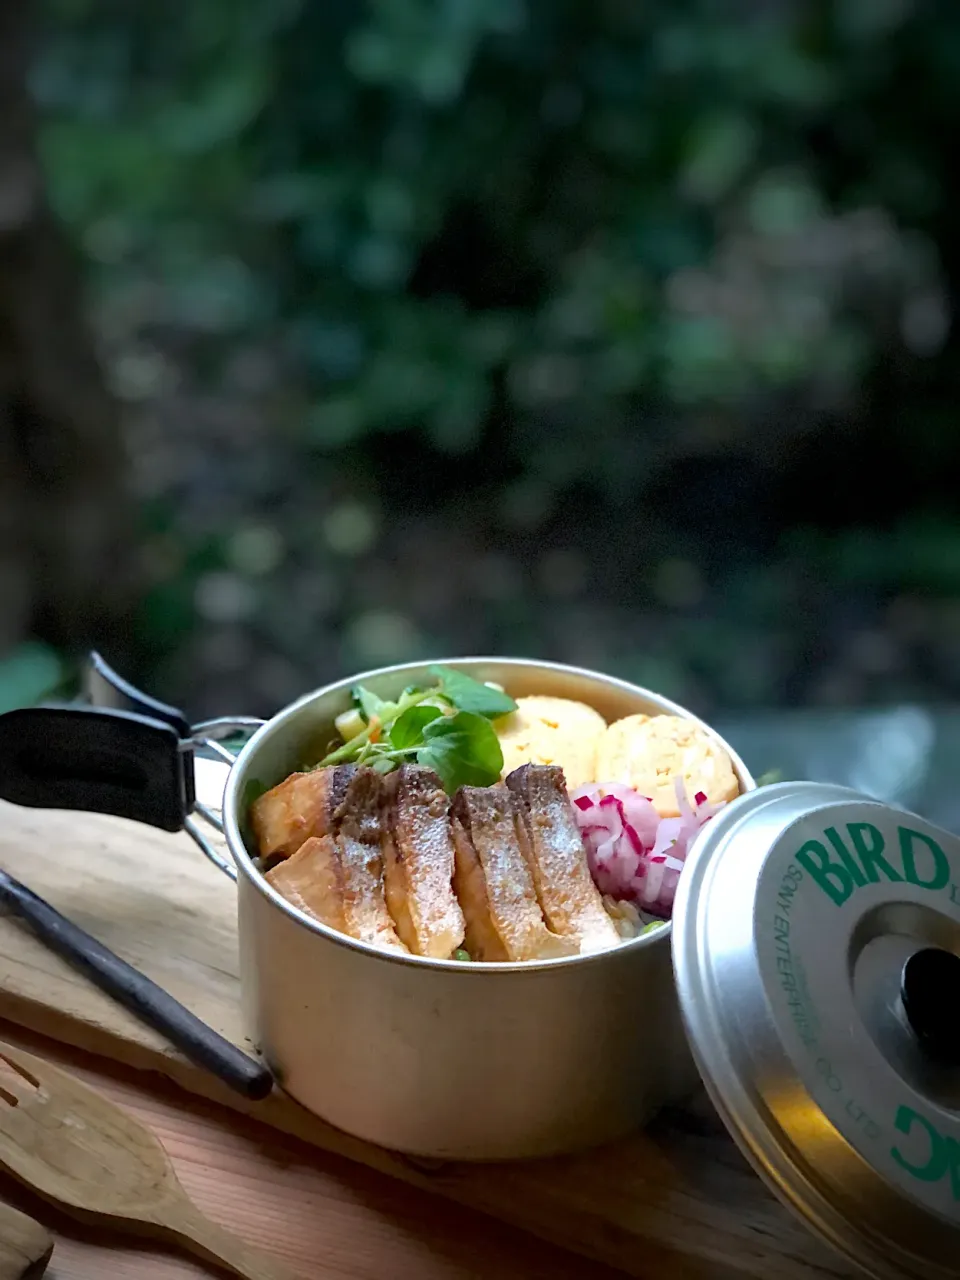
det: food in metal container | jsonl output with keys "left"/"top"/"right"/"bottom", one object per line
{"left": 249, "top": 666, "right": 741, "bottom": 960}
{"left": 224, "top": 659, "right": 754, "bottom": 1155}
{"left": 266, "top": 834, "right": 408, "bottom": 952}
{"left": 451, "top": 783, "right": 576, "bottom": 961}
{"left": 571, "top": 779, "right": 724, "bottom": 919}
{"left": 507, "top": 764, "right": 619, "bottom": 953}
{"left": 494, "top": 695, "right": 606, "bottom": 788}
{"left": 595, "top": 713, "right": 740, "bottom": 816}
{"left": 266, "top": 767, "right": 407, "bottom": 952}
{"left": 250, "top": 762, "right": 355, "bottom": 859}
{"left": 380, "top": 765, "right": 466, "bottom": 959}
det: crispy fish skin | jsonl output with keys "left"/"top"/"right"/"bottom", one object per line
{"left": 451, "top": 786, "right": 576, "bottom": 962}
{"left": 507, "top": 764, "right": 619, "bottom": 954}
{"left": 265, "top": 769, "right": 407, "bottom": 952}
{"left": 381, "top": 766, "right": 465, "bottom": 959}
{"left": 336, "top": 767, "right": 408, "bottom": 951}
{"left": 338, "top": 830, "right": 408, "bottom": 951}
{"left": 250, "top": 764, "right": 356, "bottom": 860}
{"left": 266, "top": 836, "right": 407, "bottom": 951}
{"left": 334, "top": 765, "right": 383, "bottom": 844}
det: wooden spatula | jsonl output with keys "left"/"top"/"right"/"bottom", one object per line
{"left": 0, "top": 1201, "right": 53, "bottom": 1278}
{"left": 0, "top": 1043, "right": 298, "bottom": 1280}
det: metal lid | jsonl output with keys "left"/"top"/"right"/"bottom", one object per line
{"left": 673, "top": 781, "right": 960, "bottom": 1280}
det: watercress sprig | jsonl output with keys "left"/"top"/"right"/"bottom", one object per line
{"left": 316, "top": 667, "right": 518, "bottom": 793}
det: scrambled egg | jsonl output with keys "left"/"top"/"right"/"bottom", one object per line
{"left": 595, "top": 713, "right": 739, "bottom": 817}
{"left": 495, "top": 696, "right": 607, "bottom": 789}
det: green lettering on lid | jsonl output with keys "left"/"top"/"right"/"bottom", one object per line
{"left": 891, "top": 1105, "right": 947, "bottom": 1183}
{"left": 899, "top": 827, "right": 950, "bottom": 891}
{"left": 823, "top": 826, "right": 868, "bottom": 887}
{"left": 847, "top": 823, "right": 903, "bottom": 885}
{"left": 795, "top": 838, "right": 854, "bottom": 908}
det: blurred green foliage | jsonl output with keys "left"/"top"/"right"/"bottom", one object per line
{"left": 0, "top": 643, "right": 65, "bottom": 713}
{"left": 26, "top": 0, "right": 960, "bottom": 713}
{"left": 37, "top": 0, "right": 958, "bottom": 474}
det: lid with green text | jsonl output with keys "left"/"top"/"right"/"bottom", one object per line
{"left": 673, "top": 780, "right": 960, "bottom": 1280}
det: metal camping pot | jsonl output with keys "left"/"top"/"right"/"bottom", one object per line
{"left": 0, "top": 655, "right": 754, "bottom": 1159}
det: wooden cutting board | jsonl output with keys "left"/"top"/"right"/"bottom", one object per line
{"left": 0, "top": 1201, "right": 53, "bottom": 1278}
{"left": 0, "top": 767, "right": 857, "bottom": 1280}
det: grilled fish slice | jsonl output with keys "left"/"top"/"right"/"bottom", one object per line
{"left": 507, "top": 763, "right": 619, "bottom": 954}
{"left": 266, "top": 835, "right": 346, "bottom": 932}
{"left": 450, "top": 819, "right": 508, "bottom": 961}
{"left": 266, "top": 833, "right": 407, "bottom": 952}
{"left": 333, "top": 765, "right": 381, "bottom": 843}
{"left": 250, "top": 764, "right": 356, "bottom": 860}
{"left": 335, "top": 768, "right": 407, "bottom": 951}
{"left": 380, "top": 766, "right": 465, "bottom": 959}
{"left": 338, "top": 831, "right": 408, "bottom": 951}
{"left": 451, "top": 786, "right": 576, "bottom": 962}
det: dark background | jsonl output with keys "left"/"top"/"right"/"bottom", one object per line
{"left": 2, "top": 0, "right": 959, "bottom": 730}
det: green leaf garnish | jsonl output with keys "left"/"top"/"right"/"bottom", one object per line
{"left": 317, "top": 673, "right": 513, "bottom": 791}
{"left": 390, "top": 703, "right": 444, "bottom": 748}
{"left": 429, "top": 665, "right": 518, "bottom": 718}
{"left": 416, "top": 710, "right": 504, "bottom": 792}
{"left": 453, "top": 948, "right": 472, "bottom": 962}
{"left": 353, "top": 684, "right": 391, "bottom": 722}
{"left": 319, "top": 683, "right": 432, "bottom": 766}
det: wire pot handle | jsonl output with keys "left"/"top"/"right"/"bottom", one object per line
{"left": 181, "top": 716, "right": 266, "bottom": 882}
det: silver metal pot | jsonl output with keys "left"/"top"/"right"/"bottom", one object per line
{"left": 0, "top": 653, "right": 753, "bottom": 1158}
{"left": 217, "top": 658, "right": 756, "bottom": 1159}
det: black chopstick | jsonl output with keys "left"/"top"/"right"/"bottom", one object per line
{"left": 0, "top": 869, "right": 273, "bottom": 1101}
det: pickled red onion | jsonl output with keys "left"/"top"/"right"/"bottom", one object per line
{"left": 570, "top": 777, "right": 724, "bottom": 918}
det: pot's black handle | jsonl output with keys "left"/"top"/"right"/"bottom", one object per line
{"left": 85, "top": 651, "right": 196, "bottom": 810}
{"left": 0, "top": 704, "right": 191, "bottom": 832}
{"left": 85, "top": 651, "right": 192, "bottom": 738}
{"left": 0, "top": 869, "right": 273, "bottom": 1101}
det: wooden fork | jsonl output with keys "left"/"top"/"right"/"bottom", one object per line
{"left": 0, "top": 1043, "right": 298, "bottom": 1280}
